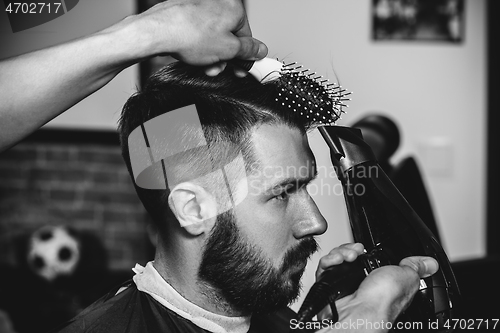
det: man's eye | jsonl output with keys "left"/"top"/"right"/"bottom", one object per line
{"left": 274, "top": 192, "right": 289, "bottom": 201}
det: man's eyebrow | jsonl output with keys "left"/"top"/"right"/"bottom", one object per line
{"left": 265, "top": 169, "right": 318, "bottom": 193}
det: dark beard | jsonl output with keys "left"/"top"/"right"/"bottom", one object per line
{"left": 197, "top": 211, "right": 318, "bottom": 315}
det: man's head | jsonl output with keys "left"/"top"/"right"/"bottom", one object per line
{"left": 119, "top": 61, "right": 328, "bottom": 314}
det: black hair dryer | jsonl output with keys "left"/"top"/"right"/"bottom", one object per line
{"left": 296, "top": 126, "right": 460, "bottom": 331}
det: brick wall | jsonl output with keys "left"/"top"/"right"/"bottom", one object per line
{"left": 0, "top": 130, "right": 154, "bottom": 271}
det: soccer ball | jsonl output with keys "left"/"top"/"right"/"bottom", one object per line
{"left": 27, "top": 225, "right": 81, "bottom": 282}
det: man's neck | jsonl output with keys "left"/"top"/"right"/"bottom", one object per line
{"left": 133, "top": 262, "right": 252, "bottom": 333}
{"left": 153, "top": 243, "right": 243, "bottom": 317}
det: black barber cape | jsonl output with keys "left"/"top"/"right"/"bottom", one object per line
{"left": 50, "top": 280, "right": 296, "bottom": 333}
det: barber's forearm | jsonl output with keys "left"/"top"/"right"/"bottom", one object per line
{"left": 0, "top": 0, "right": 267, "bottom": 152}
{"left": 0, "top": 20, "right": 143, "bottom": 152}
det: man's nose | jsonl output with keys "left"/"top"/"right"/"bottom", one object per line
{"left": 292, "top": 191, "right": 327, "bottom": 238}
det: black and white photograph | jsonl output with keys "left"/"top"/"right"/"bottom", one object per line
{"left": 0, "top": 1, "right": 498, "bottom": 332}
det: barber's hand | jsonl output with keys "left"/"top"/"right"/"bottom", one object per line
{"left": 315, "top": 243, "right": 366, "bottom": 279}
{"left": 316, "top": 255, "right": 439, "bottom": 332}
{"left": 114, "top": 0, "right": 267, "bottom": 74}
{"left": 314, "top": 243, "right": 365, "bottom": 321}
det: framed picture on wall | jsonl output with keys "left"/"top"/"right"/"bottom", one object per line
{"left": 372, "top": 0, "right": 464, "bottom": 42}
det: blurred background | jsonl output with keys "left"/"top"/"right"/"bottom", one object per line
{"left": 0, "top": 0, "right": 498, "bottom": 331}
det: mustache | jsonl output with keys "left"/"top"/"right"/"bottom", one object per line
{"left": 281, "top": 237, "right": 319, "bottom": 273}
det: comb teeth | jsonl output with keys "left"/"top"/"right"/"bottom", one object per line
{"left": 275, "top": 61, "right": 351, "bottom": 125}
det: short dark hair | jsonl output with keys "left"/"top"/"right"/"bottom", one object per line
{"left": 119, "top": 61, "right": 316, "bottom": 227}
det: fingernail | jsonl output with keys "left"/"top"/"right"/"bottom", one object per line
{"left": 205, "top": 63, "right": 225, "bottom": 76}
{"left": 205, "top": 67, "right": 221, "bottom": 77}
{"left": 423, "top": 257, "right": 439, "bottom": 276}
{"left": 234, "top": 68, "right": 248, "bottom": 78}
{"left": 257, "top": 43, "right": 268, "bottom": 59}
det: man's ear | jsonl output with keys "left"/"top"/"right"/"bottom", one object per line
{"left": 168, "top": 182, "right": 217, "bottom": 236}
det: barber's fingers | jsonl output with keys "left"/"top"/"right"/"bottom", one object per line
{"left": 352, "top": 257, "right": 437, "bottom": 319}
{"left": 316, "top": 243, "right": 364, "bottom": 279}
{"left": 317, "top": 256, "right": 440, "bottom": 326}
{"left": 208, "top": 33, "right": 267, "bottom": 61}
{"left": 204, "top": 36, "right": 267, "bottom": 76}
{"left": 232, "top": 12, "right": 253, "bottom": 38}
{"left": 234, "top": 36, "right": 268, "bottom": 60}
{"left": 205, "top": 62, "right": 227, "bottom": 76}
{"left": 399, "top": 256, "right": 439, "bottom": 279}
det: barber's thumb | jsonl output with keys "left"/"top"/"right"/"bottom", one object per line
{"left": 399, "top": 256, "right": 439, "bottom": 279}
{"left": 235, "top": 37, "right": 268, "bottom": 60}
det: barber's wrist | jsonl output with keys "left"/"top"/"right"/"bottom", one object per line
{"left": 335, "top": 296, "right": 394, "bottom": 332}
{"left": 95, "top": 14, "right": 164, "bottom": 69}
